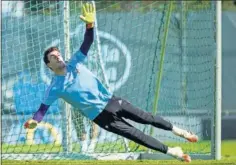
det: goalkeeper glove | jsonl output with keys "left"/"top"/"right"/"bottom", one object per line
{"left": 80, "top": 3, "right": 95, "bottom": 28}
{"left": 24, "top": 119, "right": 38, "bottom": 129}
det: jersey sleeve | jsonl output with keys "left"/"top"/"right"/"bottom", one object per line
{"left": 32, "top": 103, "right": 50, "bottom": 122}
{"left": 67, "top": 50, "right": 87, "bottom": 68}
{"left": 42, "top": 82, "right": 58, "bottom": 106}
{"left": 67, "top": 28, "right": 94, "bottom": 68}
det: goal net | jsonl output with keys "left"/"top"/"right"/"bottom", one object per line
{"left": 1, "top": 1, "right": 218, "bottom": 160}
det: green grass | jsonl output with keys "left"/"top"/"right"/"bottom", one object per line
{"left": 2, "top": 159, "right": 236, "bottom": 165}
{"left": 2, "top": 140, "right": 236, "bottom": 165}
{"left": 2, "top": 140, "right": 212, "bottom": 154}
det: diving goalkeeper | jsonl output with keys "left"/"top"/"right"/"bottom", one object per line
{"left": 24, "top": 3, "right": 198, "bottom": 163}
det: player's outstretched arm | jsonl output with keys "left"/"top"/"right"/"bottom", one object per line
{"left": 67, "top": 3, "right": 95, "bottom": 66}
{"left": 79, "top": 3, "right": 95, "bottom": 56}
{"left": 24, "top": 103, "right": 50, "bottom": 129}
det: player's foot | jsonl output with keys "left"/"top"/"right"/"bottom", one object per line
{"left": 172, "top": 126, "right": 198, "bottom": 142}
{"left": 184, "top": 130, "right": 198, "bottom": 142}
{"left": 182, "top": 154, "right": 191, "bottom": 162}
{"left": 179, "top": 130, "right": 198, "bottom": 142}
{"left": 167, "top": 147, "right": 191, "bottom": 163}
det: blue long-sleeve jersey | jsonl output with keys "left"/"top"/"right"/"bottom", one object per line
{"left": 33, "top": 27, "right": 113, "bottom": 122}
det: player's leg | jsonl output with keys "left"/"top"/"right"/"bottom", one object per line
{"left": 87, "top": 122, "right": 99, "bottom": 153}
{"left": 72, "top": 108, "right": 88, "bottom": 152}
{"left": 93, "top": 112, "right": 191, "bottom": 162}
{"left": 114, "top": 96, "right": 172, "bottom": 130}
{"left": 80, "top": 132, "right": 88, "bottom": 152}
{"left": 114, "top": 96, "right": 198, "bottom": 142}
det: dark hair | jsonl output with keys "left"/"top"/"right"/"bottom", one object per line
{"left": 43, "top": 47, "right": 60, "bottom": 65}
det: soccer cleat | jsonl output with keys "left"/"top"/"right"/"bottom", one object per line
{"left": 167, "top": 147, "right": 191, "bottom": 163}
{"left": 182, "top": 154, "right": 191, "bottom": 162}
{"left": 181, "top": 130, "right": 198, "bottom": 142}
{"left": 172, "top": 126, "right": 198, "bottom": 142}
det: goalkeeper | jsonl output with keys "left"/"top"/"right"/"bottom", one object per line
{"left": 24, "top": 3, "right": 198, "bottom": 163}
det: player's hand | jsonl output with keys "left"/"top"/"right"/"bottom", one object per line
{"left": 24, "top": 119, "right": 38, "bottom": 129}
{"left": 80, "top": 3, "right": 95, "bottom": 27}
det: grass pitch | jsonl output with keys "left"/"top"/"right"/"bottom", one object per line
{"left": 2, "top": 140, "right": 236, "bottom": 165}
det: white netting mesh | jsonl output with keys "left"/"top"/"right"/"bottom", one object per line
{"left": 2, "top": 1, "right": 216, "bottom": 160}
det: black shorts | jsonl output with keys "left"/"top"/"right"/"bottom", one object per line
{"left": 93, "top": 95, "right": 171, "bottom": 153}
